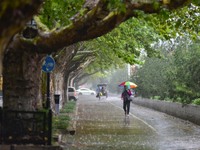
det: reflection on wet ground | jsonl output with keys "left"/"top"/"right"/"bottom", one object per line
{"left": 61, "top": 96, "right": 159, "bottom": 150}
{"left": 60, "top": 95, "right": 200, "bottom": 150}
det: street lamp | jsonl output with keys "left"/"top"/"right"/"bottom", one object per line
{"left": 23, "top": 18, "right": 38, "bottom": 39}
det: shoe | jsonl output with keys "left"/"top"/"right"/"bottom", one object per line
{"left": 127, "top": 114, "right": 129, "bottom": 117}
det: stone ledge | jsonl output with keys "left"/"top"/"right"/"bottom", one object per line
{"left": 133, "top": 97, "right": 200, "bottom": 126}
{"left": 0, "top": 145, "right": 62, "bottom": 150}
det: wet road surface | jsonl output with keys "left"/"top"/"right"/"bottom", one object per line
{"left": 61, "top": 95, "right": 200, "bottom": 150}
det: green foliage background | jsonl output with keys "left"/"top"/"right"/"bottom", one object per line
{"left": 135, "top": 37, "right": 200, "bottom": 104}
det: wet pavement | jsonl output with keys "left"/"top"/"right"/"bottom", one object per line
{"left": 61, "top": 95, "right": 200, "bottom": 150}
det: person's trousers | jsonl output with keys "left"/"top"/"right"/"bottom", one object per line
{"left": 123, "top": 100, "right": 131, "bottom": 115}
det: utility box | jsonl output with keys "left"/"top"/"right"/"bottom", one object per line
{"left": 54, "top": 94, "right": 60, "bottom": 115}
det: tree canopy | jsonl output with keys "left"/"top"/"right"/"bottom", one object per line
{"left": 1, "top": 0, "right": 200, "bottom": 110}
{"left": 1, "top": 0, "right": 196, "bottom": 53}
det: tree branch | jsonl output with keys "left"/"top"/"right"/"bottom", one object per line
{"left": 0, "top": 0, "right": 43, "bottom": 51}
{"left": 32, "top": 0, "right": 191, "bottom": 53}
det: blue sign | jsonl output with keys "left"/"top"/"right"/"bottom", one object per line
{"left": 42, "top": 56, "right": 55, "bottom": 72}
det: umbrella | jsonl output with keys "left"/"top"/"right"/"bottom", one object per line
{"left": 119, "top": 81, "right": 137, "bottom": 88}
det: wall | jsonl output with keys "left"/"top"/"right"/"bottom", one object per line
{"left": 133, "top": 97, "right": 200, "bottom": 126}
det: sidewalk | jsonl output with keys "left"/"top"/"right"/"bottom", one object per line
{"left": 60, "top": 96, "right": 157, "bottom": 150}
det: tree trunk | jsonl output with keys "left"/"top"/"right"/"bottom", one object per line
{"left": 3, "top": 38, "right": 44, "bottom": 110}
{"left": 64, "top": 72, "right": 70, "bottom": 103}
{"left": 52, "top": 72, "right": 65, "bottom": 109}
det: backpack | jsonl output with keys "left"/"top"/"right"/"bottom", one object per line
{"left": 123, "top": 90, "right": 132, "bottom": 101}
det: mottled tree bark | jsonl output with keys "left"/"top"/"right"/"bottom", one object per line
{"left": 0, "top": 0, "right": 43, "bottom": 75}
{"left": 3, "top": 37, "right": 44, "bottom": 110}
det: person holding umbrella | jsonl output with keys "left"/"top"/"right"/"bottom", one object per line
{"left": 121, "top": 85, "right": 132, "bottom": 117}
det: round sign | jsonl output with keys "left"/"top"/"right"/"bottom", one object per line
{"left": 42, "top": 56, "right": 55, "bottom": 72}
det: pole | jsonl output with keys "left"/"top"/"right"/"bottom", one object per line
{"left": 127, "top": 64, "right": 130, "bottom": 79}
{"left": 48, "top": 108, "right": 52, "bottom": 145}
{"left": 46, "top": 72, "right": 52, "bottom": 145}
{"left": 42, "top": 55, "right": 55, "bottom": 145}
{"left": 46, "top": 72, "right": 50, "bottom": 109}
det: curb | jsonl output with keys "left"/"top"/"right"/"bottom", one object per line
{"left": 66, "top": 101, "right": 79, "bottom": 135}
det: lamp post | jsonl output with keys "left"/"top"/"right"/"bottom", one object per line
{"left": 23, "top": 18, "right": 38, "bottom": 39}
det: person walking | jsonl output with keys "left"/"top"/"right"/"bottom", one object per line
{"left": 121, "top": 85, "right": 132, "bottom": 117}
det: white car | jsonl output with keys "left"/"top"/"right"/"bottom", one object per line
{"left": 68, "top": 87, "right": 78, "bottom": 101}
{"left": 77, "top": 88, "right": 96, "bottom": 95}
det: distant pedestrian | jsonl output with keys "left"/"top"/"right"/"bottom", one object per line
{"left": 121, "top": 85, "right": 132, "bottom": 117}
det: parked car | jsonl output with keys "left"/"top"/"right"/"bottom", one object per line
{"left": 68, "top": 87, "right": 78, "bottom": 101}
{"left": 76, "top": 88, "right": 96, "bottom": 95}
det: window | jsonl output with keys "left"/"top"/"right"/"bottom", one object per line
{"left": 68, "top": 87, "right": 75, "bottom": 92}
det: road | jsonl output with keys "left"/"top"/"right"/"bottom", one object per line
{"left": 61, "top": 95, "right": 200, "bottom": 150}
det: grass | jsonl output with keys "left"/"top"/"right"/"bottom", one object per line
{"left": 52, "top": 101, "right": 76, "bottom": 139}
{"left": 60, "top": 101, "right": 76, "bottom": 113}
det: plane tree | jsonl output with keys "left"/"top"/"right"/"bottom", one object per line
{"left": 40, "top": 41, "right": 96, "bottom": 107}
{"left": 53, "top": 38, "right": 122, "bottom": 102}
{"left": 0, "top": 0, "right": 44, "bottom": 75}
{"left": 2, "top": 0, "right": 196, "bottom": 110}
{"left": 74, "top": 14, "right": 164, "bottom": 88}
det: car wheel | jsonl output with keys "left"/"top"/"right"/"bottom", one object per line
{"left": 79, "top": 93, "right": 82, "bottom": 95}
{"left": 91, "top": 93, "right": 94, "bottom": 95}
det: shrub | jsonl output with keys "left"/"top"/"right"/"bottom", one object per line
{"left": 176, "top": 97, "right": 182, "bottom": 103}
{"left": 60, "top": 101, "right": 76, "bottom": 113}
{"left": 153, "top": 96, "right": 160, "bottom": 100}
{"left": 192, "top": 98, "right": 200, "bottom": 105}
{"left": 53, "top": 101, "right": 76, "bottom": 131}
{"left": 164, "top": 97, "right": 171, "bottom": 102}
{"left": 53, "top": 116, "right": 70, "bottom": 129}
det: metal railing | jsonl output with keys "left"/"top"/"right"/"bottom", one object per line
{"left": 0, "top": 108, "right": 52, "bottom": 145}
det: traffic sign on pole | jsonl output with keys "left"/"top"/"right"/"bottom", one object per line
{"left": 42, "top": 56, "right": 55, "bottom": 73}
